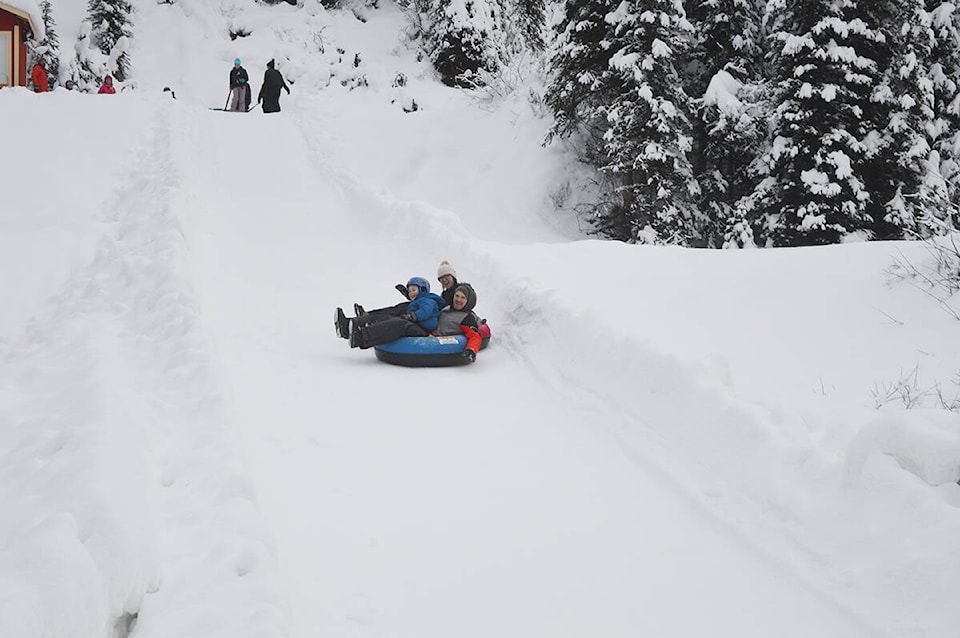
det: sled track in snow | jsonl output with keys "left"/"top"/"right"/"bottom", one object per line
{"left": 112, "top": 106, "right": 288, "bottom": 638}
{"left": 0, "top": 105, "right": 287, "bottom": 638}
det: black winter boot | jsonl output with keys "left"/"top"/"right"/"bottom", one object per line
{"left": 349, "top": 321, "right": 362, "bottom": 349}
{"left": 335, "top": 307, "right": 350, "bottom": 339}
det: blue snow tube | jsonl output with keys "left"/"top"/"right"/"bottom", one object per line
{"left": 374, "top": 331, "right": 491, "bottom": 367}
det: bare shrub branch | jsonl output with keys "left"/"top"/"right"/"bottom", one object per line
{"left": 872, "top": 365, "right": 960, "bottom": 412}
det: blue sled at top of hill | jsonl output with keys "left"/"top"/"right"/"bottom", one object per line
{"left": 374, "top": 326, "right": 492, "bottom": 368}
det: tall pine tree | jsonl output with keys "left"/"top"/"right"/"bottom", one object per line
{"left": 744, "top": 0, "right": 885, "bottom": 246}
{"left": 686, "top": 0, "right": 767, "bottom": 246}
{"left": 87, "top": 0, "right": 133, "bottom": 82}
{"left": 927, "top": 0, "right": 960, "bottom": 227}
{"left": 598, "top": 0, "right": 700, "bottom": 244}
{"left": 684, "top": 0, "right": 766, "bottom": 98}
{"left": 546, "top": 0, "right": 700, "bottom": 243}
{"left": 865, "top": 0, "right": 948, "bottom": 238}
{"left": 513, "top": 0, "right": 545, "bottom": 51}
{"left": 423, "top": 0, "right": 505, "bottom": 87}
{"left": 28, "top": 1, "right": 60, "bottom": 86}
{"left": 544, "top": 0, "right": 618, "bottom": 144}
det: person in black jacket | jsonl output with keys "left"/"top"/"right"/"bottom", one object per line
{"left": 258, "top": 59, "right": 290, "bottom": 113}
{"left": 228, "top": 58, "right": 250, "bottom": 111}
{"left": 436, "top": 260, "right": 463, "bottom": 308}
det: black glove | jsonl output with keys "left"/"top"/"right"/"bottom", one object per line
{"left": 461, "top": 349, "right": 476, "bottom": 364}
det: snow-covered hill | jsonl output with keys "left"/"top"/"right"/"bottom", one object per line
{"left": 1, "top": 1, "right": 959, "bottom": 637}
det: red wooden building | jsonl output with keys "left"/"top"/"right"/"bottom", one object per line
{"left": 0, "top": 2, "right": 40, "bottom": 88}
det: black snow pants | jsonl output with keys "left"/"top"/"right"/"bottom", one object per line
{"left": 365, "top": 302, "right": 408, "bottom": 319}
{"left": 355, "top": 314, "right": 427, "bottom": 349}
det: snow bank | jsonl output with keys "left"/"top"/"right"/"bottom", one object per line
{"left": 845, "top": 410, "right": 960, "bottom": 486}
{"left": 0, "top": 94, "right": 287, "bottom": 638}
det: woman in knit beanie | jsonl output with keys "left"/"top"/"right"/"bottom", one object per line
{"left": 437, "top": 260, "right": 460, "bottom": 307}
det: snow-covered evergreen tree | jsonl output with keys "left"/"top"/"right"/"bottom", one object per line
{"left": 865, "top": 0, "right": 949, "bottom": 238}
{"left": 545, "top": 0, "right": 958, "bottom": 246}
{"left": 595, "top": 0, "right": 700, "bottom": 244}
{"left": 86, "top": 0, "right": 133, "bottom": 82}
{"left": 684, "top": 0, "right": 766, "bottom": 98}
{"left": 62, "top": 21, "right": 100, "bottom": 92}
{"left": 27, "top": 1, "right": 60, "bottom": 86}
{"left": 513, "top": 0, "right": 545, "bottom": 51}
{"left": 744, "top": 0, "right": 886, "bottom": 246}
{"left": 697, "top": 69, "right": 769, "bottom": 247}
{"left": 544, "top": 0, "right": 618, "bottom": 143}
{"left": 685, "top": 0, "right": 767, "bottom": 246}
{"left": 422, "top": 0, "right": 505, "bottom": 87}
{"left": 927, "top": 0, "right": 960, "bottom": 226}
{"left": 545, "top": 0, "right": 700, "bottom": 243}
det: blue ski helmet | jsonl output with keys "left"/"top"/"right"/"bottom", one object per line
{"left": 234, "top": 58, "right": 241, "bottom": 65}
{"left": 407, "top": 277, "right": 430, "bottom": 294}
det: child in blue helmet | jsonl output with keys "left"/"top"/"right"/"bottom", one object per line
{"left": 335, "top": 277, "right": 444, "bottom": 349}
{"left": 336, "top": 276, "right": 418, "bottom": 330}
{"left": 228, "top": 58, "right": 250, "bottom": 111}
{"left": 395, "top": 277, "right": 444, "bottom": 328}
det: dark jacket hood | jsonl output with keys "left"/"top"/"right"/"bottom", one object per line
{"left": 453, "top": 283, "right": 477, "bottom": 312}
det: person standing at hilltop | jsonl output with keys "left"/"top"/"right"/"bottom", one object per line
{"left": 258, "top": 59, "right": 290, "bottom": 113}
{"left": 31, "top": 62, "right": 48, "bottom": 92}
{"left": 228, "top": 58, "right": 250, "bottom": 111}
{"left": 98, "top": 75, "right": 116, "bottom": 94}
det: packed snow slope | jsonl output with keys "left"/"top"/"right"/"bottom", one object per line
{"left": 1, "top": 1, "right": 959, "bottom": 637}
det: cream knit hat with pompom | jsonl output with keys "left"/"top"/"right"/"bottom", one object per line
{"left": 437, "top": 260, "right": 457, "bottom": 279}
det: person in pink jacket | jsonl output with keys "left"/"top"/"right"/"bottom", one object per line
{"left": 98, "top": 76, "right": 116, "bottom": 94}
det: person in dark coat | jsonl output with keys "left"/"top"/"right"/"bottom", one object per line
{"left": 257, "top": 59, "right": 290, "bottom": 113}
{"left": 228, "top": 58, "right": 250, "bottom": 111}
